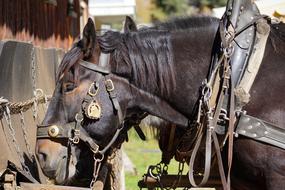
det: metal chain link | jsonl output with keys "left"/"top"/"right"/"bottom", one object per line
{"left": 90, "top": 153, "right": 104, "bottom": 189}
{"left": 145, "top": 161, "right": 187, "bottom": 190}
{"left": 3, "top": 106, "right": 31, "bottom": 175}
{"left": 31, "top": 47, "right": 38, "bottom": 120}
{"left": 165, "top": 162, "right": 185, "bottom": 190}
{"left": 19, "top": 110, "right": 34, "bottom": 159}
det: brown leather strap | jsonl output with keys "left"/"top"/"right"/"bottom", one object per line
{"left": 212, "top": 132, "right": 227, "bottom": 189}
{"left": 188, "top": 123, "right": 212, "bottom": 187}
{"left": 227, "top": 73, "right": 235, "bottom": 189}
{"left": 210, "top": 60, "right": 229, "bottom": 190}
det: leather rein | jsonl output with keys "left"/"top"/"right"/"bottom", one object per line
{"left": 37, "top": 56, "right": 125, "bottom": 189}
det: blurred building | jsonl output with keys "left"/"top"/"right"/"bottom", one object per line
{"left": 0, "top": 0, "right": 89, "bottom": 50}
{"left": 213, "top": 0, "right": 285, "bottom": 21}
{"left": 89, "top": 0, "right": 136, "bottom": 30}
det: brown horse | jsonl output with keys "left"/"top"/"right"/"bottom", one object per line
{"left": 36, "top": 16, "right": 285, "bottom": 190}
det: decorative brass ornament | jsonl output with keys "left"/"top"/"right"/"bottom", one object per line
{"left": 48, "top": 125, "right": 60, "bottom": 138}
{"left": 86, "top": 101, "right": 102, "bottom": 120}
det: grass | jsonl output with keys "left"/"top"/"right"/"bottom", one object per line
{"left": 123, "top": 128, "right": 188, "bottom": 190}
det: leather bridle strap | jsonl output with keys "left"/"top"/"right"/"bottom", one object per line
{"left": 104, "top": 75, "right": 123, "bottom": 125}
{"left": 188, "top": 58, "right": 230, "bottom": 189}
{"left": 188, "top": 120, "right": 212, "bottom": 187}
{"left": 226, "top": 73, "right": 235, "bottom": 190}
{"left": 80, "top": 60, "right": 110, "bottom": 75}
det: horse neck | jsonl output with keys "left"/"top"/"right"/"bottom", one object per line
{"left": 113, "top": 23, "right": 218, "bottom": 123}
{"left": 112, "top": 75, "right": 189, "bottom": 127}
{"left": 166, "top": 26, "right": 218, "bottom": 118}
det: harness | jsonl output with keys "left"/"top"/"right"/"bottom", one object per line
{"left": 187, "top": 0, "right": 276, "bottom": 189}
{"left": 37, "top": 56, "right": 126, "bottom": 189}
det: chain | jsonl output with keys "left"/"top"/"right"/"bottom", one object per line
{"left": 31, "top": 47, "right": 38, "bottom": 120}
{"left": 90, "top": 153, "right": 104, "bottom": 189}
{"left": 3, "top": 106, "right": 31, "bottom": 175}
{"left": 144, "top": 161, "right": 187, "bottom": 190}
{"left": 165, "top": 162, "right": 185, "bottom": 190}
{"left": 44, "top": 94, "right": 49, "bottom": 111}
{"left": 20, "top": 110, "right": 34, "bottom": 159}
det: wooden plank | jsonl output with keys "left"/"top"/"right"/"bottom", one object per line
{"left": 20, "top": 183, "right": 90, "bottom": 190}
{"left": 138, "top": 175, "right": 222, "bottom": 189}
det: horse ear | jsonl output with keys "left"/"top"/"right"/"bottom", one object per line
{"left": 80, "top": 18, "right": 96, "bottom": 59}
{"left": 123, "top": 16, "right": 137, "bottom": 32}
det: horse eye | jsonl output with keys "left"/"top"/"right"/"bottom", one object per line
{"left": 64, "top": 82, "right": 76, "bottom": 92}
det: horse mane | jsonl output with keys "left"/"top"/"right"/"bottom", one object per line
{"left": 98, "top": 16, "right": 219, "bottom": 96}
{"left": 98, "top": 29, "right": 175, "bottom": 96}
{"left": 56, "top": 46, "right": 82, "bottom": 82}
{"left": 269, "top": 22, "right": 285, "bottom": 54}
{"left": 153, "top": 16, "right": 219, "bottom": 31}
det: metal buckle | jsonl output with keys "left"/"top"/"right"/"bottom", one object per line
{"left": 88, "top": 82, "right": 99, "bottom": 97}
{"left": 70, "top": 129, "right": 80, "bottom": 144}
{"left": 105, "top": 79, "right": 114, "bottom": 92}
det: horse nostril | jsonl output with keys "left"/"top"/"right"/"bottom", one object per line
{"left": 37, "top": 151, "right": 48, "bottom": 164}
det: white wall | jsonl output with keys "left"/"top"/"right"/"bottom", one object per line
{"left": 213, "top": 0, "right": 285, "bottom": 18}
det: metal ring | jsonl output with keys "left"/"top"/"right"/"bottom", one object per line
{"left": 35, "top": 88, "right": 44, "bottom": 97}
{"left": 224, "top": 44, "right": 234, "bottom": 58}
{"left": 71, "top": 136, "right": 80, "bottom": 144}
{"left": 94, "top": 152, "right": 104, "bottom": 162}
{"left": 75, "top": 113, "right": 83, "bottom": 122}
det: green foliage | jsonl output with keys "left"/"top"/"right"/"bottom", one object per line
{"left": 150, "top": 0, "right": 228, "bottom": 21}
{"left": 189, "top": 0, "right": 227, "bottom": 8}
{"left": 157, "top": 0, "right": 190, "bottom": 15}
{"left": 151, "top": 0, "right": 190, "bottom": 20}
{"left": 124, "top": 128, "right": 188, "bottom": 190}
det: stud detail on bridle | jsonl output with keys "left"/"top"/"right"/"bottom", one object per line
{"left": 48, "top": 125, "right": 60, "bottom": 137}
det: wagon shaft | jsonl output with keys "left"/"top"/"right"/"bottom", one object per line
{"left": 19, "top": 183, "right": 90, "bottom": 190}
{"left": 138, "top": 175, "right": 222, "bottom": 190}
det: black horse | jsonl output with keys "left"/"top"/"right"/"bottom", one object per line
{"left": 36, "top": 16, "right": 285, "bottom": 189}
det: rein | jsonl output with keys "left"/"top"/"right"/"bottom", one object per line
{"left": 188, "top": 4, "right": 270, "bottom": 189}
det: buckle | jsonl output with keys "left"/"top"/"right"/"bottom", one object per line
{"left": 105, "top": 79, "right": 114, "bottom": 92}
{"left": 88, "top": 82, "right": 99, "bottom": 97}
{"left": 70, "top": 129, "right": 80, "bottom": 144}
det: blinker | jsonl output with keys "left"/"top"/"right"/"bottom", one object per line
{"left": 48, "top": 125, "right": 60, "bottom": 138}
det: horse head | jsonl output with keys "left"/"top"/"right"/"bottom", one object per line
{"left": 35, "top": 16, "right": 148, "bottom": 186}
{"left": 36, "top": 18, "right": 119, "bottom": 185}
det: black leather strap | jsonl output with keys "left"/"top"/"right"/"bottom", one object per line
{"left": 80, "top": 60, "right": 110, "bottom": 75}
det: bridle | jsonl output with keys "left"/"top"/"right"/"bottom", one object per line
{"left": 36, "top": 54, "right": 126, "bottom": 188}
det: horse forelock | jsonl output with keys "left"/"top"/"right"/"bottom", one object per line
{"left": 56, "top": 46, "right": 83, "bottom": 82}
{"left": 98, "top": 29, "right": 175, "bottom": 96}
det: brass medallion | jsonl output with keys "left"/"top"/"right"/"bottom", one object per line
{"left": 86, "top": 101, "right": 102, "bottom": 120}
